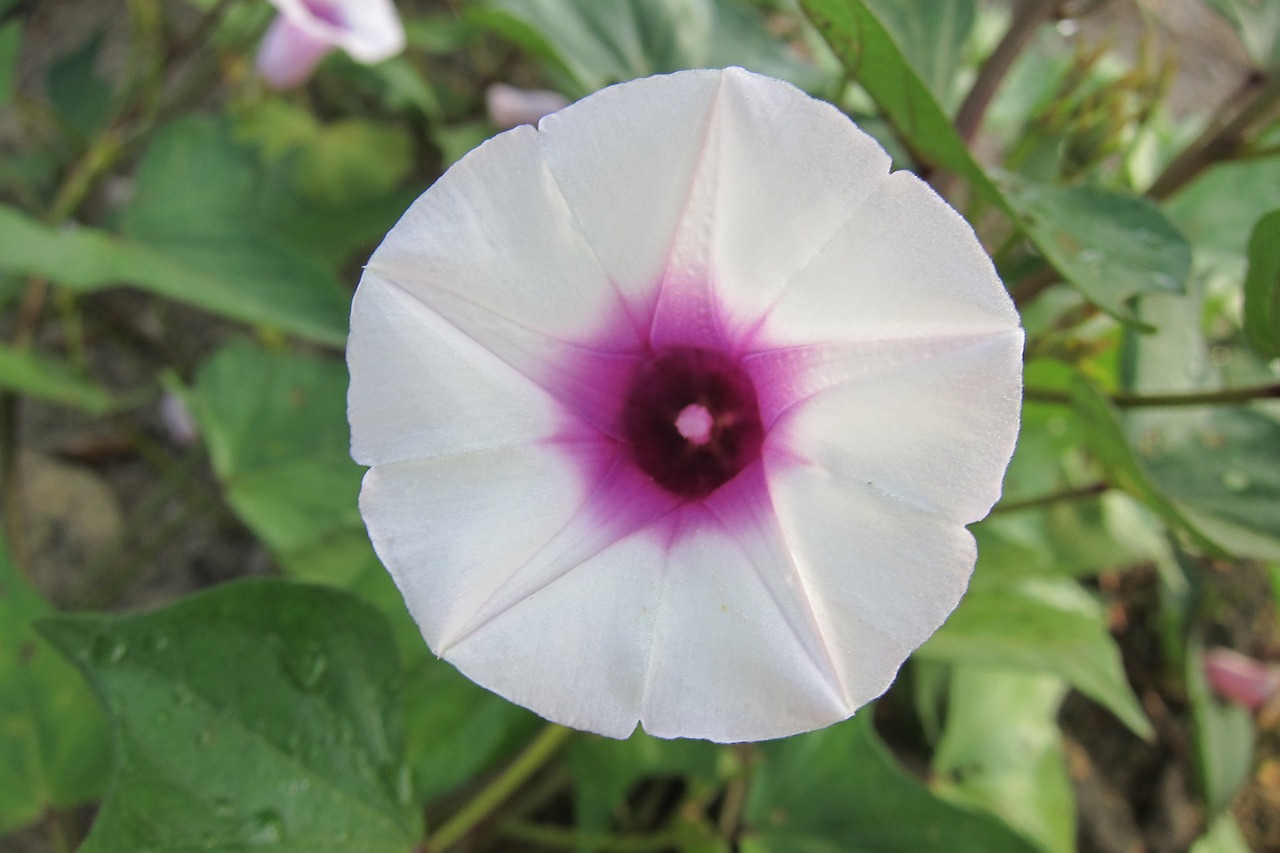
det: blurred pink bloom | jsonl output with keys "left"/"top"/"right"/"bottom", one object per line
{"left": 256, "top": 0, "right": 405, "bottom": 90}
{"left": 159, "top": 392, "right": 200, "bottom": 447}
{"left": 348, "top": 68, "right": 1024, "bottom": 742}
{"left": 485, "top": 83, "right": 571, "bottom": 130}
{"left": 1205, "top": 647, "right": 1280, "bottom": 711}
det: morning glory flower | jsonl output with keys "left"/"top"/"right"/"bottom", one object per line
{"left": 256, "top": 0, "right": 405, "bottom": 90}
{"left": 349, "top": 68, "right": 1023, "bottom": 742}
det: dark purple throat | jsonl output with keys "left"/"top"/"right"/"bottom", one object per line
{"left": 621, "top": 347, "right": 764, "bottom": 499}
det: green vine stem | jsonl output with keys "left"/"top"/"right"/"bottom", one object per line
{"left": 1146, "top": 68, "right": 1280, "bottom": 200}
{"left": 426, "top": 723, "right": 574, "bottom": 851}
{"left": 1024, "top": 381, "right": 1280, "bottom": 408}
{"left": 499, "top": 820, "right": 686, "bottom": 852}
{"left": 954, "top": 0, "right": 1059, "bottom": 145}
{"left": 992, "top": 481, "right": 1109, "bottom": 514}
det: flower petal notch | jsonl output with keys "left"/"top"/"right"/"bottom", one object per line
{"left": 256, "top": 0, "right": 406, "bottom": 90}
{"left": 349, "top": 68, "right": 1024, "bottom": 743}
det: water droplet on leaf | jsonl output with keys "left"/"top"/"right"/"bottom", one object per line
{"left": 1222, "top": 469, "right": 1250, "bottom": 492}
{"left": 1076, "top": 248, "right": 1103, "bottom": 270}
{"left": 90, "top": 635, "right": 127, "bottom": 666}
{"left": 283, "top": 645, "right": 328, "bottom": 691}
{"left": 244, "top": 809, "right": 285, "bottom": 845}
{"left": 1133, "top": 228, "right": 1162, "bottom": 248}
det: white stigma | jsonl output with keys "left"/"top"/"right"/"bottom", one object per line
{"left": 675, "top": 404, "right": 715, "bottom": 445}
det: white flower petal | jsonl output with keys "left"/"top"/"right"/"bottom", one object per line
{"left": 365, "top": 443, "right": 692, "bottom": 739}
{"left": 348, "top": 273, "right": 567, "bottom": 466}
{"left": 360, "top": 442, "right": 599, "bottom": 654}
{"left": 366, "top": 124, "right": 626, "bottom": 348}
{"left": 656, "top": 68, "right": 893, "bottom": 347}
{"left": 762, "top": 332, "right": 1023, "bottom": 523}
{"left": 766, "top": 463, "right": 980, "bottom": 708}
{"left": 435, "top": 456, "right": 681, "bottom": 653}
{"left": 442, "top": 530, "right": 664, "bottom": 740}
{"left": 359, "top": 125, "right": 657, "bottom": 432}
{"left": 760, "top": 171, "right": 1020, "bottom": 346}
{"left": 535, "top": 70, "right": 725, "bottom": 322}
{"left": 639, "top": 492, "right": 850, "bottom": 742}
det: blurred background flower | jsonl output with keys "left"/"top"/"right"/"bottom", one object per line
{"left": 255, "top": 0, "right": 405, "bottom": 89}
{"left": 484, "top": 82, "right": 570, "bottom": 129}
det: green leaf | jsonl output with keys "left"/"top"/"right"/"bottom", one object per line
{"left": 0, "top": 19, "right": 19, "bottom": 110}
{"left": 977, "top": 496, "right": 1168, "bottom": 579}
{"left": 933, "top": 669, "right": 1074, "bottom": 853}
{"left": 0, "top": 204, "right": 349, "bottom": 347}
{"left": 1186, "top": 642, "right": 1254, "bottom": 817}
{"left": 1004, "top": 180, "right": 1190, "bottom": 322}
{"left": 431, "top": 120, "right": 497, "bottom": 169}
{"left": 799, "top": 0, "right": 1193, "bottom": 323}
{"left": 402, "top": 654, "right": 539, "bottom": 805}
{"left": 256, "top": 507, "right": 535, "bottom": 809}
{"left": 184, "top": 343, "right": 361, "bottom": 559}
{"left": 46, "top": 29, "right": 113, "bottom": 138}
{"left": 568, "top": 730, "right": 723, "bottom": 836}
{"left": 234, "top": 100, "right": 415, "bottom": 205}
{"left": 1242, "top": 208, "right": 1280, "bottom": 357}
{"left": 1001, "top": 362, "right": 1084, "bottom": 500}
{"left": 183, "top": 344, "right": 434, "bottom": 651}
{"left": 919, "top": 575, "right": 1154, "bottom": 740}
{"left": 0, "top": 343, "right": 115, "bottom": 413}
{"left": 39, "top": 580, "right": 421, "bottom": 853}
{"left": 1070, "top": 374, "right": 1225, "bottom": 555}
{"left": 1190, "top": 816, "right": 1252, "bottom": 853}
{"left": 1166, "top": 157, "right": 1280, "bottom": 274}
{"left": 996, "top": 364, "right": 1172, "bottom": 579}
{"left": 480, "top": 0, "right": 823, "bottom": 96}
{"left": 1142, "top": 407, "right": 1280, "bottom": 561}
{"left": 0, "top": 531, "right": 110, "bottom": 833}
{"left": 1121, "top": 286, "right": 1280, "bottom": 561}
{"left": 799, "top": 0, "right": 1009, "bottom": 211}
{"left": 743, "top": 712, "right": 1040, "bottom": 853}
{"left": 118, "top": 117, "right": 368, "bottom": 340}
{"left": 1204, "top": 0, "right": 1280, "bottom": 67}
{"left": 861, "top": 0, "right": 975, "bottom": 107}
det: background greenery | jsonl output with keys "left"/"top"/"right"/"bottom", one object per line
{"left": 1, "top": 0, "right": 1278, "bottom": 851}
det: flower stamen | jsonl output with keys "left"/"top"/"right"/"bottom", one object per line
{"left": 675, "top": 404, "right": 715, "bottom": 445}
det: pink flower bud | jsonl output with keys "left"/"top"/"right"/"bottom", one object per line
{"left": 485, "top": 83, "right": 571, "bottom": 130}
{"left": 1205, "top": 647, "right": 1280, "bottom": 711}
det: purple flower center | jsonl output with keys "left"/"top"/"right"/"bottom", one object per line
{"left": 621, "top": 347, "right": 764, "bottom": 499}
{"left": 300, "top": 0, "right": 344, "bottom": 27}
